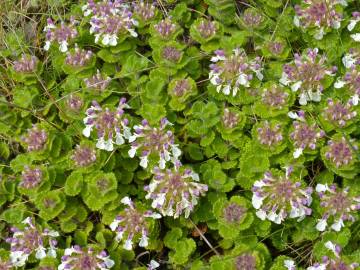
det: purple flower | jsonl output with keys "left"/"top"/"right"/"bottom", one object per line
{"left": 154, "top": 17, "right": 178, "bottom": 39}
{"left": 347, "top": 11, "right": 360, "bottom": 42}
{"left": 59, "top": 246, "right": 114, "bottom": 269}
{"left": 0, "top": 259, "right": 12, "bottom": 270}
{"left": 256, "top": 121, "right": 283, "bottom": 147}
{"left": 65, "top": 45, "right": 93, "bottom": 67}
{"left": 222, "top": 108, "right": 239, "bottom": 129}
{"left": 324, "top": 136, "right": 356, "bottom": 168}
{"left": 133, "top": 1, "right": 156, "bottom": 21}
{"left": 267, "top": 41, "right": 284, "bottom": 56}
{"left": 322, "top": 98, "right": 357, "bottom": 127}
{"left": 109, "top": 196, "right": 161, "bottom": 250}
{"left": 223, "top": 202, "right": 246, "bottom": 223}
{"left": 342, "top": 48, "right": 360, "bottom": 69}
{"left": 196, "top": 20, "right": 217, "bottom": 39}
{"left": 280, "top": 48, "right": 336, "bottom": 105}
{"left": 334, "top": 68, "right": 360, "bottom": 105}
{"left": 235, "top": 253, "right": 256, "bottom": 270}
{"left": 289, "top": 110, "right": 325, "bottom": 158}
{"left": 13, "top": 54, "right": 38, "bottom": 73}
{"left": 307, "top": 241, "right": 359, "bottom": 270}
{"left": 71, "top": 145, "right": 97, "bottom": 167}
{"left": 84, "top": 69, "right": 111, "bottom": 92}
{"left": 83, "top": 0, "right": 138, "bottom": 46}
{"left": 261, "top": 84, "right": 289, "bottom": 109}
{"left": 252, "top": 169, "right": 313, "bottom": 224}
{"left": 294, "top": 0, "right": 343, "bottom": 40}
{"left": 241, "top": 8, "right": 263, "bottom": 28}
{"left": 144, "top": 163, "right": 208, "bottom": 218}
{"left": 161, "top": 46, "right": 182, "bottom": 62}
{"left": 82, "top": 98, "right": 131, "bottom": 151}
{"left": 6, "top": 217, "right": 58, "bottom": 267}
{"left": 20, "top": 166, "right": 43, "bottom": 189}
{"left": 209, "top": 48, "right": 263, "bottom": 96}
{"left": 128, "top": 118, "right": 181, "bottom": 169}
{"left": 315, "top": 184, "right": 360, "bottom": 231}
{"left": 21, "top": 125, "right": 48, "bottom": 152}
{"left": 66, "top": 94, "right": 83, "bottom": 112}
{"left": 43, "top": 17, "right": 78, "bottom": 52}
{"left": 172, "top": 79, "right": 190, "bottom": 97}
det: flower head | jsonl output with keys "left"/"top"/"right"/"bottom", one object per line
{"left": 153, "top": 17, "right": 178, "bottom": 39}
{"left": 334, "top": 67, "right": 360, "bottom": 105}
{"left": 222, "top": 108, "right": 240, "bottom": 129}
{"left": 144, "top": 163, "right": 208, "bottom": 218}
{"left": 84, "top": 69, "right": 111, "bottom": 93}
{"left": 0, "top": 258, "right": 12, "bottom": 270}
{"left": 235, "top": 253, "right": 256, "bottom": 270}
{"left": 109, "top": 196, "right": 161, "bottom": 250}
{"left": 241, "top": 8, "right": 264, "bottom": 29}
{"left": 261, "top": 84, "right": 289, "bottom": 109}
{"left": 59, "top": 246, "right": 114, "bottom": 270}
{"left": 324, "top": 136, "right": 357, "bottom": 168}
{"left": 161, "top": 46, "right": 182, "bottom": 62}
{"left": 256, "top": 121, "right": 283, "bottom": 147}
{"left": 307, "top": 241, "right": 359, "bottom": 270}
{"left": 196, "top": 19, "right": 217, "bottom": 39}
{"left": 284, "top": 259, "right": 296, "bottom": 270}
{"left": 65, "top": 45, "right": 93, "bottom": 67}
{"left": 252, "top": 169, "right": 313, "bottom": 224}
{"left": 289, "top": 110, "right": 325, "bottom": 158}
{"left": 21, "top": 125, "right": 48, "bottom": 152}
{"left": 322, "top": 98, "right": 357, "bottom": 128}
{"left": 13, "top": 54, "right": 38, "bottom": 73}
{"left": 267, "top": 41, "right": 285, "bottom": 56}
{"left": 6, "top": 217, "right": 58, "bottom": 267}
{"left": 20, "top": 166, "right": 43, "bottom": 189}
{"left": 43, "top": 17, "right": 78, "bottom": 52}
{"left": 209, "top": 48, "right": 263, "bottom": 96}
{"left": 294, "top": 0, "right": 343, "bottom": 40}
{"left": 315, "top": 184, "right": 360, "bottom": 231}
{"left": 280, "top": 48, "right": 336, "bottom": 105}
{"left": 342, "top": 48, "right": 360, "bottom": 69}
{"left": 82, "top": 0, "right": 138, "bottom": 46}
{"left": 71, "top": 144, "right": 97, "bottom": 167}
{"left": 66, "top": 94, "right": 83, "bottom": 112}
{"left": 172, "top": 79, "right": 191, "bottom": 97}
{"left": 128, "top": 117, "right": 181, "bottom": 169}
{"left": 82, "top": 97, "right": 131, "bottom": 151}
{"left": 348, "top": 11, "right": 360, "bottom": 42}
{"left": 132, "top": 1, "right": 156, "bottom": 21}
{"left": 223, "top": 202, "right": 246, "bottom": 223}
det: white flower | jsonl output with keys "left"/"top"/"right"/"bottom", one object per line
{"left": 140, "top": 156, "right": 149, "bottom": 168}
{"left": 334, "top": 80, "right": 346, "bottom": 88}
{"left": 291, "top": 81, "right": 302, "bottom": 92}
{"left": 342, "top": 54, "right": 356, "bottom": 68}
{"left": 256, "top": 209, "right": 266, "bottom": 220}
{"left": 284, "top": 259, "right": 296, "bottom": 270}
{"left": 293, "top": 148, "right": 303, "bottom": 158}
{"left": 331, "top": 219, "right": 344, "bottom": 231}
{"left": 121, "top": 196, "right": 132, "bottom": 206}
{"left": 124, "top": 239, "right": 133, "bottom": 250}
{"left": 44, "top": 41, "right": 51, "bottom": 51}
{"left": 350, "top": 33, "right": 360, "bottom": 42}
{"left": 148, "top": 260, "right": 160, "bottom": 270}
{"left": 139, "top": 234, "right": 149, "bottom": 247}
{"left": 59, "top": 40, "right": 68, "bottom": 53}
{"left": 315, "top": 184, "right": 329, "bottom": 193}
{"left": 128, "top": 147, "right": 137, "bottom": 158}
{"left": 35, "top": 246, "right": 47, "bottom": 259}
{"left": 82, "top": 125, "right": 93, "bottom": 137}
{"left": 251, "top": 194, "right": 264, "bottom": 209}
{"left": 316, "top": 219, "right": 327, "bottom": 231}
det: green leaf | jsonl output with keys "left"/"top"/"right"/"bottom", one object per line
{"left": 65, "top": 170, "right": 83, "bottom": 196}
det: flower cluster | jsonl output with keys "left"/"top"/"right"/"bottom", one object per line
{"left": 43, "top": 17, "right": 78, "bottom": 52}
{"left": 196, "top": 20, "right": 217, "bottom": 39}
{"left": 20, "top": 166, "right": 43, "bottom": 189}
{"left": 66, "top": 94, "right": 83, "bottom": 112}
{"left": 322, "top": 98, "right": 357, "bottom": 128}
{"left": 128, "top": 118, "right": 181, "bottom": 169}
{"left": 223, "top": 202, "right": 246, "bottom": 224}
{"left": 289, "top": 110, "right": 325, "bottom": 158}
{"left": 71, "top": 144, "right": 97, "bottom": 167}
{"left": 335, "top": 69, "right": 360, "bottom": 106}
{"left": 84, "top": 69, "right": 111, "bottom": 93}
{"left": 0, "top": 259, "right": 12, "bottom": 269}
{"left": 323, "top": 136, "right": 356, "bottom": 168}
{"left": 315, "top": 184, "right": 360, "bottom": 231}
{"left": 21, "top": 125, "right": 48, "bottom": 152}
{"left": 58, "top": 246, "right": 114, "bottom": 270}
{"left": 82, "top": 98, "right": 131, "bottom": 151}
{"left": 241, "top": 8, "right": 264, "bottom": 29}
{"left": 261, "top": 84, "right": 289, "bottom": 109}
{"left": 222, "top": 108, "right": 240, "bottom": 129}
{"left": 280, "top": 48, "right": 336, "bottom": 105}
{"left": 65, "top": 46, "right": 93, "bottom": 67}
{"left": 209, "top": 48, "right": 263, "bottom": 96}
{"left": 144, "top": 163, "right": 208, "bottom": 218}
{"left": 348, "top": 11, "right": 360, "bottom": 42}
{"left": 132, "top": 1, "right": 156, "bottom": 21}
{"left": 6, "top": 217, "right": 58, "bottom": 267}
{"left": 109, "top": 197, "right": 161, "bottom": 250}
{"left": 294, "top": 0, "right": 343, "bottom": 40}
{"left": 153, "top": 17, "right": 178, "bottom": 39}
{"left": 82, "top": 0, "right": 138, "bottom": 46}
{"left": 234, "top": 253, "right": 256, "bottom": 270}
{"left": 172, "top": 79, "right": 191, "bottom": 97}
{"left": 161, "top": 46, "right": 182, "bottom": 62}
{"left": 13, "top": 54, "right": 38, "bottom": 73}
{"left": 307, "top": 241, "right": 359, "bottom": 270}
{"left": 342, "top": 48, "right": 360, "bottom": 68}
{"left": 252, "top": 169, "right": 313, "bottom": 224}
{"left": 256, "top": 121, "right": 283, "bottom": 147}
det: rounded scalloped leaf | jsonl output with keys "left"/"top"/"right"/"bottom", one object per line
{"left": 34, "top": 189, "right": 66, "bottom": 221}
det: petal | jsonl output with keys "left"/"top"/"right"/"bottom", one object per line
{"left": 256, "top": 209, "right": 266, "bottom": 220}
{"left": 96, "top": 137, "right": 106, "bottom": 150}
{"left": 330, "top": 219, "right": 344, "bottom": 232}
{"left": 347, "top": 20, "right": 358, "bottom": 31}
{"left": 252, "top": 194, "right": 264, "bottom": 209}
{"left": 140, "top": 156, "right": 149, "bottom": 168}
{"left": 44, "top": 41, "right": 51, "bottom": 51}
{"left": 316, "top": 219, "right": 327, "bottom": 231}
{"left": 334, "top": 80, "right": 346, "bottom": 88}
{"left": 124, "top": 239, "right": 133, "bottom": 250}
{"left": 82, "top": 125, "right": 93, "bottom": 137}
{"left": 128, "top": 147, "right": 137, "bottom": 158}
{"left": 59, "top": 41, "right": 68, "bottom": 53}
{"left": 291, "top": 81, "right": 302, "bottom": 92}
{"left": 293, "top": 148, "right": 303, "bottom": 158}
{"left": 121, "top": 196, "right": 132, "bottom": 206}
{"left": 350, "top": 33, "right": 360, "bottom": 42}
{"left": 315, "top": 184, "right": 328, "bottom": 193}
{"left": 109, "top": 220, "right": 120, "bottom": 231}
{"left": 115, "top": 133, "right": 125, "bottom": 145}
{"left": 139, "top": 234, "right": 149, "bottom": 247}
